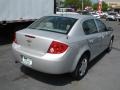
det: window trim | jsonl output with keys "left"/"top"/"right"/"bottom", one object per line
{"left": 82, "top": 19, "right": 99, "bottom": 35}
{"left": 95, "top": 19, "right": 108, "bottom": 32}
{"left": 28, "top": 16, "right": 78, "bottom": 35}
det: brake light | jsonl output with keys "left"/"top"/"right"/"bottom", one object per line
{"left": 47, "top": 41, "right": 68, "bottom": 54}
{"left": 13, "top": 33, "right": 17, "bottom": 44}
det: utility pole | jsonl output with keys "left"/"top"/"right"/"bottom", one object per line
{"left": 82, "top": 0, "right": 84, "bottom": 10}
{"left": 54, "top": 0, "right": 56, "bottom": 14}
{"left": 98, "top": 0, "right": 102, "bottom": 15}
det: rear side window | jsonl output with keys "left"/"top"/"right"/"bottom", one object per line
{"left": 28, "top": 16, "right": 77, "bottom": 34}
{"left": 83, "top": 19, "right": 98, "bottom": 35}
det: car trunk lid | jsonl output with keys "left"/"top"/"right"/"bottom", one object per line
{"left": 15, "top": 29, "right": 67, "bottom": 54}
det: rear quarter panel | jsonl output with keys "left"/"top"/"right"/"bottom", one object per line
{"left": 66, "top": 19, "right": 91, "bottom": 72}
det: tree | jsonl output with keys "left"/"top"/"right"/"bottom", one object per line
{"left": 64, "top": 0, "right": 92, "bottom": 10}
{"left": 92, "top": 1, "right": 108, "bottom": 11}
{"left": 102, "top": 1, "right": 108, "bottom": 11}
{"left": 92, "top": 3, "right": 98, "bottom": 10}
{"left": 64, "top": 0, "right": 80, "bottom": 10}
{"left": 82, "top": 0, "right": 92, "bottom": 7}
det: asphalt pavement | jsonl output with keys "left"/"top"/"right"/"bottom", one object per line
{"left": 0, "top": 20, "right": 120, "bottom": 90}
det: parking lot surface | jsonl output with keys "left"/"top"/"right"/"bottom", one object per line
{"left": 0, "top": 20, "right": 120, "bottom": 90}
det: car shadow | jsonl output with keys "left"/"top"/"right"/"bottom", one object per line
{"left": 21, "top": 65, "right": 74, "bottom": 86}
{"left": 21, "top": 50, "right": 108, "bottom": 86}
{"left": 88, "top": 50, "right": 107, "bottom": 70}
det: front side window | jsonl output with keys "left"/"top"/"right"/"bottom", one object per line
{"left": 28, "top": 16, "right": 77, "bottom": 34}
{"left": 83, "top": 19, "right": 98, "bottom": 35}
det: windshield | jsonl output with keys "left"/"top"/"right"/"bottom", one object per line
{"left": 58, "top": 8, "right": 74, "bottom": 12}
{"left": 28, "top": 16, "right": 77, "bottom": 34}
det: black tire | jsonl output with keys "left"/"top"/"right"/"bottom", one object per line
{"left": 119, "top": 19, "right": 120, "bottom": 22}
{"left": 106, "top": 18, "right": 108, "bottom": 21}
{"left": 72, "top": 54, "right": 89, "bottom": 80}
{"left": 106, "top": 39, "right": 113, "bottom": 52}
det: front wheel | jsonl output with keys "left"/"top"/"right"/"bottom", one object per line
{"left": 106, "top": 39, "right": 113, "bottom": 52}
{"left": 72, "top": 54, "right": 89, "bottom": 80}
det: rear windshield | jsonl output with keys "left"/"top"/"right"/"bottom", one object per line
{"left": 28, "top": 16, "right": 77, "bottom": 34}
{"left": 92, "top": 13, "right": 97, "bottom": 15}
{"left": 109, "top": 13, "right": 116, "bottom": 15}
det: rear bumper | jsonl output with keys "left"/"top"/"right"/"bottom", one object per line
{"left": 12, "top": 43, "right": 74, "bottom": 74}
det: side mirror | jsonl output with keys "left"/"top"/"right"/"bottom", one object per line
{"left": 107, "top": 27, "right": 113, "bottom": 31}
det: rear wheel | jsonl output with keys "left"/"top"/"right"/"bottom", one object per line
{"left": 119, "top": 19, "right": 120, "bottom": 22}
{"left": 115, "top": 18, "right": 117, "bottom": 21}
{"left": 72, "top": 54, "right": 89, "bottom": 80}
{"left": 106, "top": 18, "right": 109, "bottom": 21}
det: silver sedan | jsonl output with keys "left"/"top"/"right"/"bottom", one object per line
{"left": 12, "top": 13, "right": 114, "bottom": 80}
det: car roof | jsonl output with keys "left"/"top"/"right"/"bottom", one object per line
{"left": 54, "top": 12, "right": 95, "bottom": 20}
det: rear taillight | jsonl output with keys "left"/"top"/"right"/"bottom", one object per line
{"left": 13, "top": 33, "right": 17, "bottom": 44}
{"left": 47, "top": 41, "right": 68, "bottom": 54}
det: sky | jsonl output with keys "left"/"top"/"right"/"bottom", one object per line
{"left": 92, "top": 0, "right": 120, "bottom": 3}
{"left": 92, "top": 0, "right": 98, "bottom": 3}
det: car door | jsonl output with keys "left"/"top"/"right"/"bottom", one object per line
{"left": 82, "top": 19, "right": 102, "bottom": 59}
{"left": 95, "top": 19, "right": 111, "bottom": 51}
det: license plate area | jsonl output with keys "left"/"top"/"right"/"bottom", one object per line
{"left": 21, "top": 56, "right": 32, "bottom": 66}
